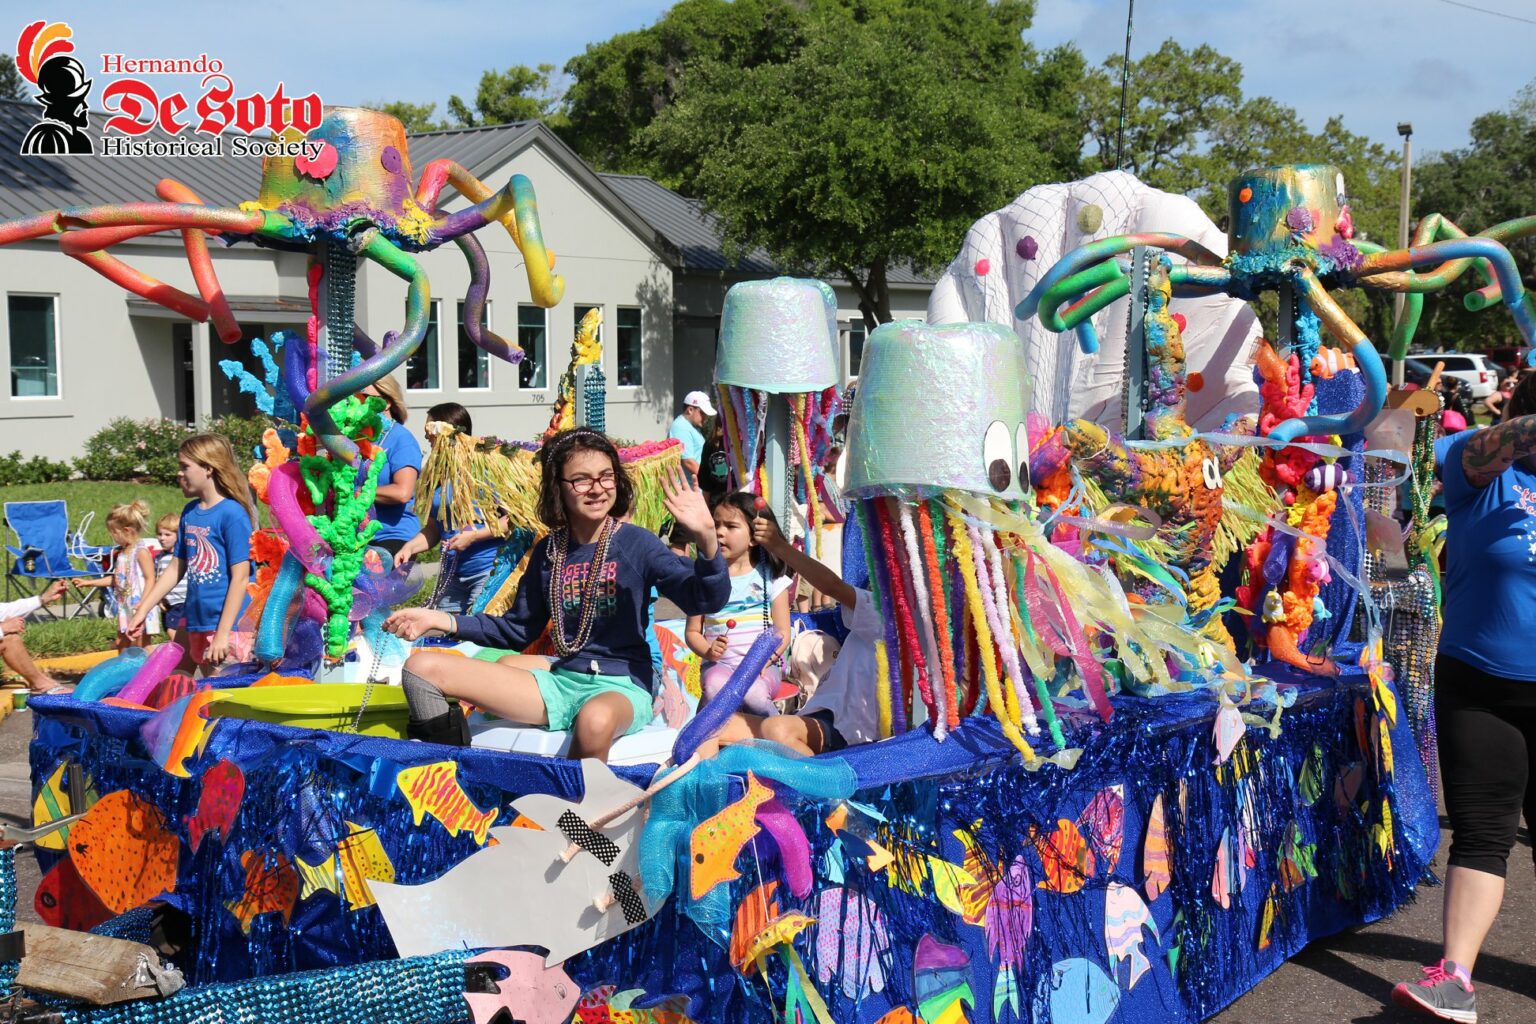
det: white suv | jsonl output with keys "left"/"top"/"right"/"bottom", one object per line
{"left": 1413, "top": 352, "right": 1498, "bottom": 400}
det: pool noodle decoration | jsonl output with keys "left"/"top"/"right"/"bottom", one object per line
{"left": 114, "top": 643, "right": 185, "bottom": 706}
{"left": 255, "top": 553, "right": 309, "bottom": 663}
{"left": 672, "top": 629, "right": 781, "bottom": 764}
{"left": 267, "top": 461, "right": 333, "bottom": 577}
{"left": 73, "top": 648, "right": 147, "bottom": 702}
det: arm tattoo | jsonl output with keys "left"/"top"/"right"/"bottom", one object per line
{"left": 1464, "top": 414, "right": 1536, "bottom": 488}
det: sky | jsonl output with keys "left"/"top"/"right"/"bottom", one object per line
{"left": 22, "top": 0, "right": 1536, "bottom": 158}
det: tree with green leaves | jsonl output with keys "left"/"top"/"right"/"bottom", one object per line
{"left": 1413, "top": 82, "right": 1536, "bottom": 350}
{"left": 448, "top": 64, "right": 566, "bottom": 129}
{"left": 0, "top": 55, "right": 27, "bottom": 103}
{"left": 361, "top": 100, "right": 442, "bottom": 133}
{"left": 641, "top": 0, "right": 1083, "bottom": 325}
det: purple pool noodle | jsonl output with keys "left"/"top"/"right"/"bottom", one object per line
{"left": 268, "top": 461, "right": 333, "bottom": 576}
{"left": 74, "top": 647, "right": 148, "bottom": 702}
{"left": 672, "top": 630, "right": 779, "bottom": 764}
{"left": 283, "top": 329, "right": 313, "bottom": 408}
{"left": 755, "top": 797, "right": 813, "bottom": 898}
{"left": 116, "top": 642, "right": 184, "bottom": 705}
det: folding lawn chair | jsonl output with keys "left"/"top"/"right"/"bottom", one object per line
{"left": 4, "top": 500, "right": 101, "bottom": 618}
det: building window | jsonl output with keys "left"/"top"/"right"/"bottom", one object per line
{"left": 9, "top": 294, "right": 58, "bottom": 397}
{"left": 848, "top": 319, "right": 867, "bottom": 379}
{"left": 406, "top": 300, "right": 441, "bottom": 391}
{"left": 616, "top": 307, "right": 643, "bottom": 387}
{"left": 518, "top": 305, "right": 547, "bottom": 389}
{"left": 573, "top": 304, "right": 603, "bottom": 349}
{"left": 457, "top": 301, "right": 490, "bottom": 390}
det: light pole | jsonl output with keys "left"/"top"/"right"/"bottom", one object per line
{"left": 1393, "top": 121, "right": 1413, "bottom": 387}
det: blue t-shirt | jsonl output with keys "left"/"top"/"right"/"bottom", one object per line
{"left": 1437, "top": 430, "right": 1536, "bottom": 680}
{"left": 453, "top": 523, "right": 730, "bottom": 689}
{"left": 431, "top": 489, "right": 500, "bottom": 578}
{"left": 373, "top": 420, "right": 422, "bottom": 543}
{"left": 668, "top": 415, "right": 705, "bottom": 465}
{"left": 176, "top": 497, "right": 253, "bottom": 633}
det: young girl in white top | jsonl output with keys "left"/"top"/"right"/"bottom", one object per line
{"left": 686, "top": 491, "right": 793, "bottom": 716}
{"left": 79, "top": 500, "right": 159, "bottom": 648}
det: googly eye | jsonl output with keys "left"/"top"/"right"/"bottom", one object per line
{"left": 1202, "top": 455, "right": 1222, "bottom": 490}
{"left": 1335, "top": 172, "right": 1346, "bottom": 203}
{"left": 1016, "top": 422, "right": 1032, "bottom": 492}
{"left": 984, "top": 420, "right": 1012, "bottom": 493}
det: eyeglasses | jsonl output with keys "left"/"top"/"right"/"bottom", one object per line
{"left": 562, "top": 472, "right": 617, "bottom": 494}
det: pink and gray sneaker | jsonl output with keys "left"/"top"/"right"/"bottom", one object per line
{"left": 1392, "top": 960, "right": 1477, "bottom": 1022}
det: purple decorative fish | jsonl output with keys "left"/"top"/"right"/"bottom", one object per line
{"left": 984, "top": 855, "right": 1032, "bottom": 970}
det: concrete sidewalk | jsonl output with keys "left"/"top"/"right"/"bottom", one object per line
{"left": 0, "top": 709, "right": 1527, "bottom": 1020}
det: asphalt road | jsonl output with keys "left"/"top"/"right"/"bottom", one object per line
{"left": 0, "top": 709, "right": 1528, "bottom": 1021}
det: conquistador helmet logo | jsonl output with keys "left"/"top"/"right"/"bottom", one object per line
{"left": 17, "top": 21, "right": 93, "bottom": 155}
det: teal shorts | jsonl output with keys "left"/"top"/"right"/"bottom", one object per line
{"left": 531, "top": 666, "right": 653, "bottom": 736}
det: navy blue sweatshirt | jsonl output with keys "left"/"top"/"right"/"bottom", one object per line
{"left": 452, "top": 523, "right": 729, "bottom": 689}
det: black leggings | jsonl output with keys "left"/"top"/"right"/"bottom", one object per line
{"left": 1437, "top": 653, "right": 1536, "bottom": 878}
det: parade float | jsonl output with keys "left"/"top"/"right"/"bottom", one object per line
{"left": 2, "top": 103, "right": 1534, "bottom": 1021}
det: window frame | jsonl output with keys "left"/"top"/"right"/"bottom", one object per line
{"left": 405, "top": 297, "right": 443, "bottom": 393}
{"left": 517, "top": 303, "right": 550, "bottom": 392}
{"left": 456, "top": 299, "right": 493, "bottom": 392}
{"left": 845, "top": 317, "right": 867, "bottom": 384}
{"left": 614, "top": 305, "right": 644, "bottom": 389}
{"left": 8, "top": 292, "right": 62, "bottom": 400}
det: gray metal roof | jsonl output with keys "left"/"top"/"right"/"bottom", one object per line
{"left": 600, "top": 171, "right": 933, "bottom": 286}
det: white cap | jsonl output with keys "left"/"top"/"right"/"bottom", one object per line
{"left": 683, "top": 390, "right": 717, "bottom": 416}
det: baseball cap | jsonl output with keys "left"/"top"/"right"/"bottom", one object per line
{"left": 683, "top": 390, "right": 717, "bottom": 416}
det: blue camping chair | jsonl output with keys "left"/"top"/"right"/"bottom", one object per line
{"left": 4, "top": 500, "right": 101, "bottom": 618}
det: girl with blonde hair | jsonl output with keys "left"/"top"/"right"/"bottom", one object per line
{"left": 129, "top": 434, "right": 256, "bottom": 671}
{"left": 78, "top": 499, "right": 159, "bottom": 648}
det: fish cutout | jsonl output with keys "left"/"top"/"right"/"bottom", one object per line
{"left": 825, "top": 805, "right": 849, "bottom": 833}
{"left": 140, "top": 689, "right": 225, "bottom": 777}
{"left": 1165, "top": 909, "right": 1186, "bottom": 980}
{"left": 32, "top": 761, "right": 97, "bottom": 851}
{"left": 1374, "top": 800, "right": 1395, "bottom": 863}
{"left": 874, "top": 1010, "right": 918, "bottom": 1024}
{"left": 913, "top": 935, "right": 974, "bottom": 1024}
{"left": 1104, "top": 882, "right": 1159, "bottom": 989}
{"left": 994, "top": 963, "right": 1021, "bottom": 1022}
{"left": 1211, "top": 827, "right": 1232, "bottom": 910}
{"left": 1078, "top": 786, "right": 1125, "bottom": 872}
{"left": 1035, "top": 818, "right": 1095, "bottom": 894}
{"left": 730, "top": 881, "right": 781, "bottom": 971}
{"left": 575, "top": 985, "right": 619, "bottom": 1024}
{"left": 1234, "top": 780, "right": 1257, "bottom": 891}
{"left": 336, "top": 821, "right": 395, "bottom": 909}
{"left": 67, "top": 789, "right": 180, "bottom": 914}
{"left": 185, "top": 758, "right": 245, "bottom": 853}
{"left": 144, "top": 672, "right": 201, "bottom": 711}
{"left": 1334, "top": 762, "right": 1365, "bottom": 815}
{"left": 887, "top": 848, "right": 979, "bottom": 916}
{"left": 1142, "top": 794, "right": 1171, "bottom": 903}
{"left": 296, "top": 853, "right": 342, "bottom": 901}
{"left": 225, "top": 850, "right": 299, "bottom": 934}
{"left": 1376, "top": 717, "right": 1394, "bottom": 781}
{"left": 953, "top": 828, "right": 996, "bottom": 927}
{"left": 464, "top": 950, "right": 579, "bottom": 1024}
{"left": 395, "top": 760, "right": 499, "bottom": 845}
{"left": 1257, "top": 885, "right": 1277, "bottom": 951}
{"left": 1045, "top": 958, "right": 1120, "bottom": 1024}
{"left": 985, "top": 855, "right": 1033, "bottom": 971}
{"left": 690, "top": 773, "right": 773, "bottom": 900}
{"left": 375, "top": 758, "right": 653, "bottom": 965}
{"left": 864, "top": 838, "right": 896, "bottom": 874}
{"left": 34, "top": 855, "right": 112, "bottom": 931}
{"left": 1278, "top": 822, "right": 1317, "bottom": 892}
{"left": 1354, "top": 697, "right": 1370, "bottom": 757}
{"left": 1297, "top": 745, "right": 1324, "bottom": 807}
{"left": 1213, "top": 703, "right": 1245, "bottom": 765}
{"left": 823, "top": 837, "right": 846, "bottom": 885}
{"left": 814, "top": 886, "right": 890, "bottom": 999}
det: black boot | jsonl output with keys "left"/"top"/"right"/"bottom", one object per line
{"left": 407, "top": 705, "right": 471, "bottom": 747}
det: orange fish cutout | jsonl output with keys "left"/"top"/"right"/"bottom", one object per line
{"left": 66, "top": 789, "right": 180, "bottom": 914}
{"left": 225, "top": 850, "right": 300, "bottom": 934}
{"left": 953, "top": 829, "right": 997, "bottom": 927}
{"left": 728, "top": 880, "right": 813, "bottom": 973}
{"left": 874, "top": 1009, "right": 918, "bottom": 1024}
{"left": 1142, "top": 794, "right": 1171, "bottom": 903}
{"left": 1034, "top": 819, "right": 1095, "bottom": 895}
{"left": 140, "top": 689, "right": 226, "bottom": 778}
{"left": 864, "top": 839, "right": 896, "bottom": 874}
{"left": 395, "top": 760, "right": 499, "bottom": 845}
{"left": 690, "top": 772, "right": 773, "bottom": 900}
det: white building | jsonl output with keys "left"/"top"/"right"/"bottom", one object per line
{"left": 0, "top": 102, "right": 932, "bottom": 459}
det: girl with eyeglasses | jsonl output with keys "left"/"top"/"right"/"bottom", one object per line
{"left": 383, "top": 429, "right": 728, "bottom": 761}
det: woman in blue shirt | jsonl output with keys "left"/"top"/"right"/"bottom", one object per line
{"left": 363, "top": 374, "right": 422, "bottom": 558}
{"left": 1394, "top": 373, "right": 1536, "bottom": 1021}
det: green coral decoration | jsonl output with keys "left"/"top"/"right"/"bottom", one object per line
{"left": 299, "top": 395, "right": 387, "bottom": 656}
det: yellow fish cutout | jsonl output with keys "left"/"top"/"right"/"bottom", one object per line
{"left": 336, "top": 821, "right": 395, "bottom": 909}
{"left": 32, "top": 761, "right": 97, "bottom": 852}
{"left": 690, "top": 772, "right": 774, "bottom": 900}
{"left": 395, "top": 761, "right": 499, "bottom": 845}
{"left": 1377, "top": 717, "right": 1394, "bottom": 782}
{"left": 296, "top": 854, "right": 342, "bottom": 901}
{"left": 886, "top": 848, "right": 979, "bottom": 917}
{"left": 953, "top": 828, "right": 997, "bottom": 927}
{"left": 1374, "top": 801, "right": 1395, "bottom": 863}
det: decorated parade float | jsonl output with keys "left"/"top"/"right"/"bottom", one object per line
{"left": 1, "top": 108, "right": 1534, "bottom": 1023}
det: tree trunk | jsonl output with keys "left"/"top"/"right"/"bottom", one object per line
{"left": 841, "top": 258, "right": 892, "bottom": 333}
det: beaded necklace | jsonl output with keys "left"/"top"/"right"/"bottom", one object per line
{"left": 547, "top": 515, "right": 618, "bottom": 657}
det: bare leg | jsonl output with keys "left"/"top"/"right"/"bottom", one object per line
{"left": 698, "top": 713, "right": 766, "bottom": 759}
{"left": 569, "top": 692, "right": 636, "bottom": 762}
{"left": 403, "top": 649, "right": 550, "bottom": 725}
{"left": 1442, "top": 865, "right": 1506, "bottom": 971}
{"left": 760, "top": 714, "right": 824, "bottom": 756}
{"left": 0, "top": 635, "right": 63, "bottom": 693}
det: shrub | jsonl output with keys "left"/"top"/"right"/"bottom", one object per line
{"left": 0, "top": 450, "right": 73, "bottom": 486}
{"left": 74, "top": 417, "right": 193, "bottom": 484}
{"left": 200, "top": 415, "right": 276, "bottom": 465}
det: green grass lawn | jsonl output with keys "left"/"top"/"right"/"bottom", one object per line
{"left": 1, "top": 480, "right": 191, "bottom": 547}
